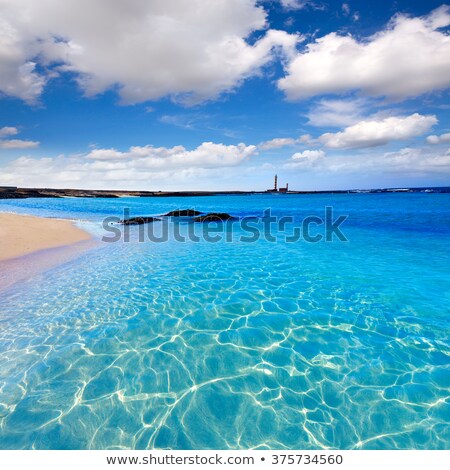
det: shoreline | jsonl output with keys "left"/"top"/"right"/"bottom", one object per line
{"left": 0, "top": 213, "right": 92, "bottom": 262}
{"left": 0, "top": 185, "right": 449, "bottom": 200}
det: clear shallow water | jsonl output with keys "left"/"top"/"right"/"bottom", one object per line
{"left": 0, "top": 194, "right": 449, "bottom": 449}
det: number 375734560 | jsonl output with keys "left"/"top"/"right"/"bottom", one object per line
{"left": 271, "top": 454, "right": 343, "bottom": 465}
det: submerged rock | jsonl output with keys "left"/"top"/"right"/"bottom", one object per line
{"left": 164, "top": 209, "right": 203, "bottom": 217}
{"left": 193, "top": 212, "right": 236, "bottom": 222}
{"left": 119, "top": 216, "right": 160, "bottom": 225}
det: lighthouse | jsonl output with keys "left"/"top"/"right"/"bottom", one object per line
{"left": 266, "top": 175, "right": 289, "bottom": 193}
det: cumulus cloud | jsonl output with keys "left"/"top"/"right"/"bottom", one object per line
{"left": 86, "top": 142, "right": 256, "bottom": 168}
{"left": 318, "top": 113, "right": 437, "bottom": 149}
{"left": 426, "top": 132, "right": 450, "bottom": 144}
{"left": 278, "top": 6, "right": 450, "bottom": 100}
{"left": 0, "top": 13, "right": 46, "bottom": 104}
{"left": 259, "top": 113, "right": 435, "bottom": 152}
{"left": 284, "top": 149, "right": 325, "bottom": 168}
{"left": 0, "top": 141, "right": 257, "bottom": 189}
{"left": 0, "top": 0, "right": 298, "bottom": 104}
{"left": 292, "top": 149, "right": 325, "bottom": 160}
{"left": 0, "top": 126, "right": 18, "bottom": 137}
{"left": 0, "top": 125, "right": 39, "bottom": 148}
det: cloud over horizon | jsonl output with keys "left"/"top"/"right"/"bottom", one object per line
{"left": 318, "top": 113, "right": 437, "bottom": 149}
{"left": 0, "top": 141, "right": 257, "bottom": 189}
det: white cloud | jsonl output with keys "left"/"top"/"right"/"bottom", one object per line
{"left": 259, "top": 113, "right": 435, "bottom": 153}
{"left": 0, "top": 126, "right": 18, "bottom": 137}
{"left": 0, "top": 141, "right": 257, "bottom": 189}
{"left": 0, "top": 125, "right": 39, "bottom": 148}
{"left": 298, "top": 134, "right": 313, "bottom": 144}
{"left": 292, "top": 149, "right": 325, "bottom": 160}
{"left": 259, "top": 134, "right": 312, "bottom": 150}
{"left": 426, "top": 132, "right": 450, "bottom": 144}
{"left": 278, "top": 6, "right": 450, "bottom": 100}
{"left": 86, "top": 142, "right": 256, "bottom": 168}
{"left": 0, "top": 0, "right": 298, "bottom": 104}
{"left": 318, "top": 113, "right": 437, "bottom": 149}
{"left": 0, "top": 139, "right": 39, "bottom": 149}
{"left": 0, "top": 13, "right": 46, "bottom": 104}
{"left": 284, "top": 149, "right": 325, "bottom": 168}
{"left": 259, "top": 137, "right": 297, "bottom": 150}
{"left": 381, "top": 147, "right": 450, "bottom": 173}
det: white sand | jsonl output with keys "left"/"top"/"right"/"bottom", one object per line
{"left": 0, "top": 213, "right": 91, "bottom": 262}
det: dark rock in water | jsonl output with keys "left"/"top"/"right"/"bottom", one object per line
{"left": 164, "top": 209, "right": 202, "bottom": 217}
{"left": 120, "top": 216, "right": 160, "bottom": 225}
{"left": 193, "top": 212, "right": 236, "bottom": 222}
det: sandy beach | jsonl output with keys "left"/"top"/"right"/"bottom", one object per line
{"left": 0, "top": 213, "right": 91, "bottom": 262}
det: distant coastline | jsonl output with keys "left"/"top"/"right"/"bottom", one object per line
{"left": 1, "top": 185, "right": 449, "bottom": 199}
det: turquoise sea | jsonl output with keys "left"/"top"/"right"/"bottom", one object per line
{"left": 0, "top": 193, "right": 449, "bottom": 449}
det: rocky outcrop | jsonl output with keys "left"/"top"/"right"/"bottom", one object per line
{"left": 164, "top": 209, "right": 203, "bottom": 217}
{"left": 193, "top": 213, "right": 236, "bottom": 222}
{"left": 0, "top": 188, "right": 62, "bottom": 199}
{"left": 0, "top": 188, "right": 120, "bottom": 199}
{"left": 119, "top": 216, "right": 161, "bottom": 225}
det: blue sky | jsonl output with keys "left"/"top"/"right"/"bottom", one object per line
{"left": 0, "top": 0, "right": 449, "bottom": 191}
